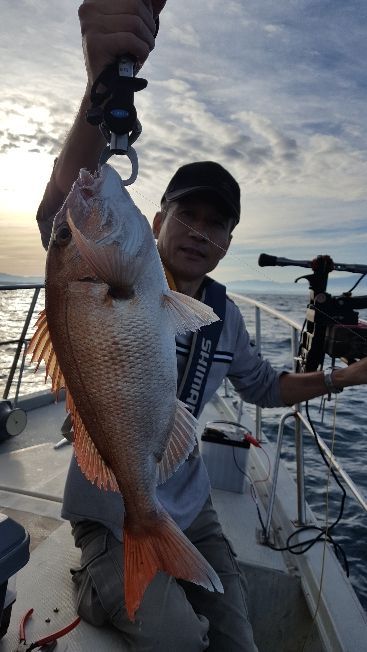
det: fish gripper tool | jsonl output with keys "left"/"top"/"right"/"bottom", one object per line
{"left": 86, "top": 56, "right": 147, "bottom": 184}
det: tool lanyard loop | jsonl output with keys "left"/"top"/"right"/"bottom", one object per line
{"left": 86, "top": 56, "right": 147, "bottom": 182}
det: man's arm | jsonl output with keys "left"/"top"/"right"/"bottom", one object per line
{"left": 36, "top": 0, "right": 166, "bottom": 248}
{"left": 279, "top": 358, "right": 367, "bottom": 405}
{"left": 44, "top": 1, "right": 166, "bottom": 197}
{"left": 227, "top": 302, "right": 367, "bottom": 407}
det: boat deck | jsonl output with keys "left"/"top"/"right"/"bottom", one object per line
{"left": 0, "top": 393, "right": 302, "bottom": 651}
{"left": 0, "top": 394, "right": 286, "bottom": 568}
{"left": 2, "top": 390, "right": 366, "bottom": 651}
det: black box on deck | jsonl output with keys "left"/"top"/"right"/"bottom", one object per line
{"left": 0, "top": 514, "right": 30, "bottom": 638}
{"left": 201, "top": 428, "right": 250, "bottom": 493}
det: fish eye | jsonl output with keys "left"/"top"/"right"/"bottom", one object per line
{"left": 55, "top": 223, "right": 72, "bottom": 247}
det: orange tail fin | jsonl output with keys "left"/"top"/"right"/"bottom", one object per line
{"left": 124, "top": 510, "right": 223, "bottom": 620}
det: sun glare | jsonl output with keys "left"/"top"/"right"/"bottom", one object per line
{"left": 0, "top": 150, "right": 54, "bottom": 220}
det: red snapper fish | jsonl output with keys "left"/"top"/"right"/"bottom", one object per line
{"left": 28, "top": 164, "right": 223, "bottom": 620}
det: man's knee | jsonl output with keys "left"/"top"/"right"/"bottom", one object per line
{"left": 74, "top": 570, "right": 209, "bottom": 651}
{"left": 70, "top": 521, "right": 118, "bottom": 627}
{"left": 70, "top": 521, "right": 209, "bottom": 650}
{"left": 72, "top": 566, "right": 109, "bottom": 627}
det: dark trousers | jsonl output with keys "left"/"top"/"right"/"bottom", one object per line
{"left": 71, "top": 496, "right": 258, "bottom": 651}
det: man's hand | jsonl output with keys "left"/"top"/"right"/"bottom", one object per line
{"left": 40, "top": 1, "right": 167, "bottom": 199}
{"left": 79, "top": 0, "right": 167, "bottom": 86}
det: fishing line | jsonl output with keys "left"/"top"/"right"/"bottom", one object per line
{"left": 234, "top": 397, "right": 349, "bottom": 571}
{"left": 232, "top": 445, "right": 271, "bottom": 532}
{"left": 348, "top": 273, "right": 366, "bottom": 293}
{"left": 130, "top": 183, "right": 367, "bottom": 349}
{"left": 301, "top": 399, "right": 339, "bottom": 652}
{"left": 129, "top": 184, "right": 289, "bottom": 285}
{"left": 130, "top": 189, "right": 367, "bottom": 329}
{"left": 276, "top": 403, "right": 347, "bottom": 561}
{"left": 303, "top": 400, "right": 348, "bottom": 565}
{"left": 171, "top": 216, "right": 229, "bottom": 253}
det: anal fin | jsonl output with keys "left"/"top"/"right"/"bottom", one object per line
{"left": 67, "top": 390, "right": 119, "bottom": 492}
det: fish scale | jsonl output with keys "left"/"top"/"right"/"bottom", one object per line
{"left": 64, "top": 284, "right": 177, "bottom": 472}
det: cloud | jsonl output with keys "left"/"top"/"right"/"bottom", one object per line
{"left": 0, "top": 96, "right": 72, "bottom": 156}
{"left": 165, "top": 24, "right": 200, "bottom": 49}
{"left": 0, "top": 0, "right": 366, "bottom": 279}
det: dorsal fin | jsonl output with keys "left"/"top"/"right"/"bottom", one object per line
{"left": 28, "top": 309, "right": 119, "bottom": 493}
{"left": 27, "top": 309, "right": 65, "bottom": 395}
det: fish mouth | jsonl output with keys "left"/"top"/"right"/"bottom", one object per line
{"left": 78, "top": 276, "right": 104, "bottom": 284}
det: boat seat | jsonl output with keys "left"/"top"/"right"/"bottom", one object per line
{"left": 0, "top": 522, "right": 123, "bottom": 651}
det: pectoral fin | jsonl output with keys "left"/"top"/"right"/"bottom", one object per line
{"left": 163, "top": 290, "right": 219, "bottom": 334}
{"left": 157, "top": 400, "right": 198, "bottom": 484}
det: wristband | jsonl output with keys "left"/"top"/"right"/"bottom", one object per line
{"left": 323, "top": 367, "right": 343, "bottom": 395}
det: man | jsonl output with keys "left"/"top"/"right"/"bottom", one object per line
{"left": 36, "top": 2, "right": 367, "bottom": 650}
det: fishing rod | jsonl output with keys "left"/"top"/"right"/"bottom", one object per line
{"left": 258, "top": 253, "right": 367, "bottom": 371}
{"left": 258, "top": 253, "right": 367, "bottom": 572}
{"left": 259, "top": 253, "right": 367, "bottom": 277}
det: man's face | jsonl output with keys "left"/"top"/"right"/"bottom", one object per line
{"left": 153, "top": 195, "right": 233, "bottom": 283}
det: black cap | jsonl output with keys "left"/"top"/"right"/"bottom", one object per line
{"left": 161, "top": 161, "right": 241, "bottom": 226}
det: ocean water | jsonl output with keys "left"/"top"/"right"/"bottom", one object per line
{"left": 1, "top": 287, "right": 367, "bottom": 609}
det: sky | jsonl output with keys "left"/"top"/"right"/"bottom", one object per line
{"left": 0, "top": 0, "right": 366, "bottom": 286}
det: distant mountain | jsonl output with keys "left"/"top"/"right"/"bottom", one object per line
{"left": 0, "top": 272, "right": 44, "bottom": 286}
{"left": 227, "top": 274, "right": 367, "bottom": 295}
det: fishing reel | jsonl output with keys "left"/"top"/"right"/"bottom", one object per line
{"left": 259, "top": 253, "right": 367, "bottom": 371}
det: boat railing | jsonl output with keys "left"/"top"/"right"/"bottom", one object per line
{"left": 1, "top": 284, "right": 367, "bottom": 529}
{"left": 228, "top": 292, "right": 367, "bottom": 531}
{"left": 0, "top": 283, "right": 44, "bottom": 404}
